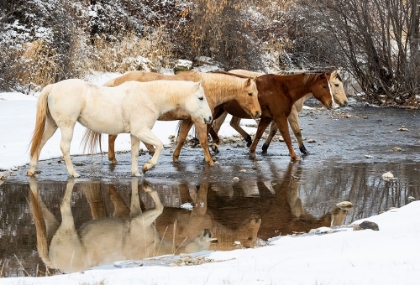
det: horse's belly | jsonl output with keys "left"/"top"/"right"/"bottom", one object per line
{"left": 158, "top": 108, "right": 190, "bottom": 121}
{"left": 78, "top": 116, "right": 127, "bottom": 134}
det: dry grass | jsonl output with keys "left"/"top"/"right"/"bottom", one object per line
{"left": 83, "top": 29, "right": 174, "bottom": 73}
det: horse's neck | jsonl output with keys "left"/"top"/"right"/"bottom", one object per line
{"left": 282, "top": 75, "right": 314, "bottom": 103}
{"left": 202, "top": 75, "right": 245, "bottom": 106}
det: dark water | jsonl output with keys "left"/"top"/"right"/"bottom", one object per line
{"left": 1, "top": 105, "right": 419, "bottom": 277}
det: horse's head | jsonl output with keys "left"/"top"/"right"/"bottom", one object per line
{"left": 184, "top": 81, "right": 213, "bottom": 124}
{"left": 233, "top": 217, "right": 262, "bottom": 248}
{"left": 239, "top": 77, "right": 261, "bottom": 119}
{"left": 310, "top": 72, "right": 334, "bottom": 110}
{"left": 329, "top": 70, "right": 348, "bottom": 107}
{"left": 183, "top": 228, "right": 213, "bottom": 253}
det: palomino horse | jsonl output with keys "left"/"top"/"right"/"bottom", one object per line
{"left": 92, "top": 70, "right": 260, "bottom": 166}
{"left": 29, "top": 178, "right": 212, "bottom": 273}
{"left": 27, "top": 79, "right": 212, "bottom": 177}
{"left": 200, "top": 71, "right": 335, "bottom": 161}
{"left": 211, "top": 69, "right": 348, "bottom": 154}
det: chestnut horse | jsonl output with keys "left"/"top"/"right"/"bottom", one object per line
{"left": 88, "top": 71, "right": 261, "bottom": 166}
{"left": 28, "top": 79, "right": 212, "bottom": 177}
{"left": 202, "top": 71, "right": 335, "bottom": 161}
{"left": 211, "top": 69, "right": 348, "bottom": 154}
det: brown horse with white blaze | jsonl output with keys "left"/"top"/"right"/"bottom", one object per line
{"left": 211, "top": 69, "right": 348, "bottom": 154}
{"left": 87, "top": 70, "right": 261, "bottom": 166}
{"left": 209, "top": 71, "right": 334, "bottom": 161}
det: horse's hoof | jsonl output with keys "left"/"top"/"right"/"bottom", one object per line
{"left": 249, "top": 153, "right": 256, "bottom": 159}
{"left": 142, "top": 165, "right": 149, "bottom": 173}
{"left": 299, "top": 146, "right": 309, "bottom": 155}
{"left": 72, "top": 173, "right": 81, "bottom": 178}
{"left": 27, "top": 171, "right": 35, "bottom": 177}
{"left": 291, "top": 156, "right": 301, "bottom": 161}
{"left": 261, "top": 144, "right": 269, "bottom": 153}
{"left": 111, "top": 159, "right": 118, "bottom": 164}
{"left": 245, "top": 136, "right": 252, "bottom": 147}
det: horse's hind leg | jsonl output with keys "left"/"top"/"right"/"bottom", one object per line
{"left": 59, "top": 124, "right": 80, "bottom": 177}
{"left": 288, "top": 106, "right": 308, "bottom": 155}
{"left": 172, "top": 119, "right": 195, "bottom": 163}
{"left": 108, "top": 135, "right": 118, "bottom": 164}
{"left": 133, "top": 129, "right": 163, "bottom": 173}
{"left": 249, "top": 117, "right": 272, "bottom": 159}
{"left": 194, "top": 119, "right": 215, "bottom": 166}
{"left": 50, "top": 179, "right": 86, "bottom": 271}
{"left": 262, "top": 121, "right": 277, "bottom": 153}
{"left": 230, "top": 117, "right": 252, "bottom": 147}
{"left": 28, "top": 115, "right": 58, "bottom": 176}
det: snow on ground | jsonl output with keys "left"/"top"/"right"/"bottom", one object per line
{"left": 0, "top": 73, "right": 419, "bottom": 285}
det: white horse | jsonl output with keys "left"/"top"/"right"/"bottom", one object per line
{"left": 27, "top": 79, "right": 213, "bottom": 177}
{"left": 29, "top": 178, "right": 213, "bottom": 273}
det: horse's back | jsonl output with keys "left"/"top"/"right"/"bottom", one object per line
{"left": 229, "top": 69, "right": 264, "bottom": 77}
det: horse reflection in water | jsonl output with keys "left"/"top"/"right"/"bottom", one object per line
{"left": 29, "top": 178, "right": 212, "bottom": 273}
{"left": 206, "top": 163, "right": 352, "bottom": 241}
{"left": 155, "top": 182, "right": 262, "bottom": 250}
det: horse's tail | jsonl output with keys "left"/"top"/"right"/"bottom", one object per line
{"left": 28, "top": 179, "right": 55, "bottom": 269}
{"left": 81, "top": 129, "right": 102, "bottom": 154}
{"left": 30, "top": 84, "right": 52, "bottom": 158}
{"left": 103, "top": 78, "right": 116, "bottom": 87}
{"left": 176, "top": 121, "right": 199, "bottom": 146}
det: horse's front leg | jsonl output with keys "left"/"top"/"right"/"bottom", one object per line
{"left": 249, "top": 117, "right": 272, "bottom": 159}
{"left": 273, "top": 114, "right": 300, "bottom": 161}
{"left": 130, "top": 135, "right": 141, "bottom": 176}
{"left": 108, "top": 135, "right": 118, "bottom": 164}
{"left": 135, "top": 129, "right": 163, "bottom": 173}
{"left": 172, "top": 119, "right": 194, "bottom": 163}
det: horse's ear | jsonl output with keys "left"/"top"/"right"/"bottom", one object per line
{"left": 246, "top": 78, "right": 252, "bottom": 86}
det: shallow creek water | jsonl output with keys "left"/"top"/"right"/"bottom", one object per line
{"left": 1, "top": 104, "right": 419, "bottom": 277}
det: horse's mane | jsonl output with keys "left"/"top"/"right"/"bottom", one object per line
{"left": 210, "top": 70, "right": 251, "bottom": 79}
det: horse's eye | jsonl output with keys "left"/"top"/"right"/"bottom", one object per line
{"left": 335, "top": 84, "right": 339, "bottom": 87}
{"left": 248, "top": 93, "right": 253, "bottom": 97}
{"left": 323, "top": 85, "right": 327, "bottom": 89}
{"left": 199, "top": 97, "right": 204, "bottom": 101}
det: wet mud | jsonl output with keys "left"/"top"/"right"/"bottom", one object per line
{"left": 1, "top": 103, "right": 420, "bottom": 277}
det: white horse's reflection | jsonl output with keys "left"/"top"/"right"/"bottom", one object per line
{"left": 29, "top": 178, "right": 212, "bottom": 273}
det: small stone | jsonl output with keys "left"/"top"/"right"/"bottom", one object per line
{"left": 93, "top": 161, "right": 100, "bottom": 165}
{"left": 392, "top": 147, "right": 402, "bottom": 152}
{"left": 365, "top": 154, "right": 373, "bottom": 158}
{"left": 239, "top": 169, "right": 247, "bottom": 173}
{"left": 307, "top": 139, "right": 316, "bottom": 143}
{"left": 398, "top": 126, "right": 408, "bottom": 131}
{"left": 233, "top": 177, "right": 240, "bottom": 182}
{"left": 382, "top": 171, "right": 394, "bottom": 181}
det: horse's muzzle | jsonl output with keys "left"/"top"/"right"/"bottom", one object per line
{"left": 204, "top": 116, "right": 213, "bottom": 124}
{"left": 253, "top": 110, "right": 261, "bottom": 119}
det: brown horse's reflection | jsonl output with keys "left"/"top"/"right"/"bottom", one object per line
{"left": 207, "top": 163, "right": 352, "bottom": 241}
{"left": 155, "top": 182, "right": 262, "bottom": 250}
{"left": 29, "top": 178, "right": 212, "bottom": 273}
